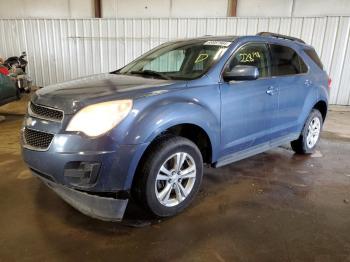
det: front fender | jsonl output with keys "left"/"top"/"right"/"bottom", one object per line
{"left": 114, "top": 95, "right": 221, "bottom": 162}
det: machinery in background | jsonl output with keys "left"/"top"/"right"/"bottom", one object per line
{"left": 0, "top": 58, "right": 9, "bottom": 76}
{"left": 3, "top": 52, "right": 32, "bottom": 93}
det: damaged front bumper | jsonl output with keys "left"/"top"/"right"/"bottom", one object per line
{"left": 21, "top": 112, "right": 149, "bottom": 221}
{"left": 38, "top": 175, "right": 128, "bottom": 221}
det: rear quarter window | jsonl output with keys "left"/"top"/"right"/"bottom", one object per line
{"left": 304, "top": 49, "right": 324, "bottom": 70}
{"left": 269, "top": 44, "right": 308, "bottom": 76}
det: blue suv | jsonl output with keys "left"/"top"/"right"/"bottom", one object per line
{"left": 21, "top": 32, "right": 329, "bottom": 221}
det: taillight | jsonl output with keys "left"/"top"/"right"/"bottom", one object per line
{"left": 328, "top": 77, "right": 332, "bottom": 89}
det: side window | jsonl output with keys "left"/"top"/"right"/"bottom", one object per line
{"left": 304, "top": 48, "right": 323, "bottom": 70}
{"left": 227, "top": 43, "right": 269, "bottom": 78}
{"left": 143, "top": 49, "right": 185, "bottom": 72}
{"left": 269, "top": 44, "right": 308, "bottom": 76}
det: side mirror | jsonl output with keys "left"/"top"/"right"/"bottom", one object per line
{"left": 223, "top": 65, "right": 259, "bottom": 82}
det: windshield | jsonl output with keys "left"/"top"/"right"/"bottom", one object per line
{"left": 118, "top": 40, "right": 231, "bottom": 80}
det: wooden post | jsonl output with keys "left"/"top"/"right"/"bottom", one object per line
{"left": 228, "top": 0, "right": 237, "bottom": 17}
{"left": 94, "top": 0, "right": 102, "bottom": 18}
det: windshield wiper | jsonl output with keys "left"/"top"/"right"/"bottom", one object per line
{"left": 129, "top": 70, "right": 171, "bottom": 80}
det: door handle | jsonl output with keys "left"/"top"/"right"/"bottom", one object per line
{"left": 266, "top": 89, "right": 274, "bottom": 95}
{"left": 266, "top": 86, "right": 278, "bottom": 95}
{"left": 305, "top": 79, "right": 312, "bottom": 87}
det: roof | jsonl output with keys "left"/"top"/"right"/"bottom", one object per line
{"left": 190, "top": 35, "right": 238, "bottom": 42}
{"left": 171, "top": 35, "right": 238, "bottom": 44}
{"left": 168, "top": 33, "right": 309, "bottom": 47}
{"left": 256, "top": 32, "right": 306, "bottom": 44}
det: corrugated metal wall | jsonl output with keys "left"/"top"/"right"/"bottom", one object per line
{"left": 0, "top": 17, "right": 349, "bottom": 105}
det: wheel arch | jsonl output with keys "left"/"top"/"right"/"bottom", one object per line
{"left": 123, "top": 120, "right": 219, "bottom": 191}
{"left": 313, "top": 100, "right": 328, "bottom": 122}
{"left": 145, "top": 123, "right": 213, "bottom": 164}
{"left": 126, "top": 122, "right": 215, "bottom": 191}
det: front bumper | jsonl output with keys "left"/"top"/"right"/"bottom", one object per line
{"left": 21, "top": 113, "right": 150, "bottom": 221}
{"left": 22, "top": 142, "right": 139, "bottom": 192}
{"left": 37, "top": 175, "right": 128, "bottom": 221}
{"left": 21, "top": 115, "right": 149, "bottom": 191}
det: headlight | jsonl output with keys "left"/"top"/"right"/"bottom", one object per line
{"left": 66, "top": 100, "right": 132, "bottom": 137}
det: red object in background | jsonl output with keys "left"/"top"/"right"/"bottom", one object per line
{"left": 328, "top": 77, "right": 332, "bottom": 89}
{"left": 0, "top": 66, "right": 9, "bottom": 76}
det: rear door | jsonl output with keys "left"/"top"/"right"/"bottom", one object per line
{"left": 220, "top": 42, "right": 279, "bottom": 157}
{"left": 269, "top": 44, "right": 310, "bottom": 138}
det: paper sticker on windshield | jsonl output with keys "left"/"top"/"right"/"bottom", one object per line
{"left": 204, "top": 41, "right": 231, "bottom": 47}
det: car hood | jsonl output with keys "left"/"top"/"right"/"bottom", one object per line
{"left": 32, "top": 73, "right": 187, "bottom": 114}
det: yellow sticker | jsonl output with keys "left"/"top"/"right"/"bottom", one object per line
{"left": 195, "top": 53, "right": 209, "bottom": 63}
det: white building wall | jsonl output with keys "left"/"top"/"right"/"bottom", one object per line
{"left": 0, "top": 0, "right": 94, "bottom": 18}
{"left": 171, "top": 0, "right": 228, "bottom": 17}
{"left": 292, "top": 0, "right": 350, "bottom": 16}
{"left": 102, "top": 0, "right": 172, "bottom": 18}
{"left": 0, "top": 17, "right": 349, "bottom": 105}
{"left": 237, "top": 0, "right": 294, "bottom": 17}
{"left": 102, "top": 0, "right": 229, "bottom": 18}
{"left": 1, "top": 0, "right": 350, "bottom": 19}
{"left": 103, "top": 0, "right": 350, "bottom": 18}
{"left": 237, "top": 0, "right": 350, "bottom": 17}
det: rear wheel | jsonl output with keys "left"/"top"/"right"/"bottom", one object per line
{"left": 291, "top": 109, "right": 323, "bottom": 154}
{"left": 133, "top": 135, "right": 203, "bottom": 217}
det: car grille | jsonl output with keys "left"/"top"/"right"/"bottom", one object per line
{"left": 29, "top": 102, "right": 63, "bottom": 122}
{"left": 23, "top": 128, "right": 54, "bottom": 150}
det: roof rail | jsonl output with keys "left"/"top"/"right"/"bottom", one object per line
{"left": 256, "top": 32, "right": 305, "bottom": 44}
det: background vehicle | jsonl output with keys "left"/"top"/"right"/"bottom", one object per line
{"left": 0, "top": 58, "right": 9, "bottom": 76}
{"left": 4, "top": 52, "right": 32, "bottom": 93}
{"left": 4, "top": 52, "right": 28, "bottom": 72}
{"left": 21, "top": 33, "right": 329, "bottom": 221}
{"left": 0, "top": 73, "right": 19, "bottom": 106}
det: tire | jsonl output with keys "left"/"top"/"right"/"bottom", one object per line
{"left": 291, "top": 109, "right": 323, "bottom": 154}
{"left": 15, "top": 88, "right": 21, "bottom": 100}
{"left": 24, "top": 81, "right": 32, "bottom": 93}
{"left": 133, "top": 135, "right": 203, "bottom": 217}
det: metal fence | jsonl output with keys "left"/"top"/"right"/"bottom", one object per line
{"left": 0, "top": 17, "right": 349, "bottom": 105}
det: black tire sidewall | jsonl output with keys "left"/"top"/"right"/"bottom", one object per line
{"left": 144, "top": 139, "right": 203, "bottom": 217}
{"left": 16, "top": 88, "right": 21, "bottom": 100}
{"left": 301, "top": 109, "right": 323, "bottom": 153}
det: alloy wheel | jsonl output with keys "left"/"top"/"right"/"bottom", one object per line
{"left": 306, "top": 117, "right": 321, "bottom": 148}
{"left": 155, "top": 152, "right": 196, "bottom": 207}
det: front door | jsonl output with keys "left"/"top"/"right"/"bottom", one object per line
{"left": 219, "top": 42, "right": 278, "bottom": 158}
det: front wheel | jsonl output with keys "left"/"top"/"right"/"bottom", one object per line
{"left": 291, "top": 109, "right": 323, "bottom": 154}
{"left": 133, "top": 135, "right": 203, "bottom": 217}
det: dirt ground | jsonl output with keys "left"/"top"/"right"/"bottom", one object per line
{"left": 0, "top": 96, "right": 349, "bottom": 262}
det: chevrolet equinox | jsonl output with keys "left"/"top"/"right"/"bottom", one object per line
{"left": 21, "top": 32, "right": 329, "bottom": 221}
